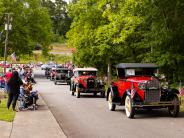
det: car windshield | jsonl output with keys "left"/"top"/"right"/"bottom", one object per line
{"left": 56, "top": 69, "right": 68, "bottom": 73}
{"left": 134, "top": 68, "right": 156, "bottom": 76}
{"left": 118, "top": 68, "right": 157, "bottom": 78}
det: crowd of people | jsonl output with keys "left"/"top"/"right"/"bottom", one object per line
{"left": 0, "top": 64, "right": 38, "bottom": 111}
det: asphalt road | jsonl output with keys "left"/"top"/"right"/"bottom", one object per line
{"left": 34, "top": 69, "right": 184, "bottom": 138}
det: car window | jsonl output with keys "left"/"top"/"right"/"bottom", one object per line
{"left": 56, "top": 70, "right": 68, "bottom": 73}
{"left": 78, "top": 71, "right": 97, "bottom": 76}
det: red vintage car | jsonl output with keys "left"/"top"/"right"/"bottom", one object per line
{"left": 70, "top": 68, "right": 105, "bottom": 98}
{"left": 107, "top": 63, "right": 180, "bottom": 118}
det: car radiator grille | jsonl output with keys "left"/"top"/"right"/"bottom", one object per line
{"left": 60, "top": 76, "right": 66, "bottom": 79}
{"left": 87, "top": 78, "right": 95, "bottom": 89}
{"left": 144, "top": 79, "right": 161, "bottom": 103}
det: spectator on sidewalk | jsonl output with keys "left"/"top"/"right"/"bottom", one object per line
{"left": 5, "top": 69, "right": 12, "bottom": 82}
{"left": 7, "top": 71, "right": 23, "bottom": 111}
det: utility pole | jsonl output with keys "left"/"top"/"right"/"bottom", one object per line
{"left": 4, "top": 13, "right": 12, "bottom": 73}
{"left": 107, "top": 59, "right": 111, "bottom": 87}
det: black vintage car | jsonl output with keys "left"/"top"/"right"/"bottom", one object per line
{"left": 54, "top": 68, "right": 72, "bottom": 85}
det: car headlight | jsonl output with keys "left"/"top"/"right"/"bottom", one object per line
{"left": 138, "top": 83, "right": 146, "bottom": 90}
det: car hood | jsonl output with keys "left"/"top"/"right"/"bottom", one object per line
{"left": 79, "top": 75, "right": 97, "bottom": 80}
{"left": 126, "top": 76, "right": 155, "bottom": 83}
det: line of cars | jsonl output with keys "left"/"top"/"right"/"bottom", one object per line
{"left": 68, "top": 63, "right": 180, "bottom": 119}
{"left": 44, "top": 65, "right": 73, "bottom": 85}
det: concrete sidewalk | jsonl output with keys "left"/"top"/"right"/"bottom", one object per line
{"left": 0, "top": 96, "right": 66, "bottom": 138}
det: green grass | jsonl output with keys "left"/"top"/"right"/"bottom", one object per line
{"left": 180, "top": 96, "right": 184, "bottom": 112}
{"left": 0, "top": 96, "right": 15, "bottom": 122}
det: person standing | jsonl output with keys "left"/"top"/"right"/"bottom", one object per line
{"left": 5, "top": 69, "right": 12, "bottom": 82}
{"left": 7, "top": 71, "right": 23, "bottom": 111}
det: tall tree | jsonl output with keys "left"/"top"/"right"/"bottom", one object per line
{"left": 0, "top": 0, "right": 53, "bottom": 57}
{"left": 67, "top": 0, "right": 184, "bottom": 83}
{"left": 42, "top": 0, "right": 71, "bottom": 37}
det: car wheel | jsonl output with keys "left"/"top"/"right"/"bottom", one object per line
{"left": 125, "top": 95, "right": 135, "bottom": 118}
{"left": 93, "top": 92, "right": 97, "bottom": 97}
{"left": 32, "top": 97, "right": 37, "bottom": 110}
{"left": 108, "top": 92, "right": 116, "bottom": 111}
{"left": 168, "top": 95, "right": 180, "bottom": 117}
{"left": 71, "top": 91, "right": 74, "bottom": 96}
{"left": 75, "top": 86, "right": 80, "bottom": 98}
{"left": 70, "top": 83, "right": 72, "bottom": 91}
{"left": 100, "top": 91, "right": 105, "bottom": 98}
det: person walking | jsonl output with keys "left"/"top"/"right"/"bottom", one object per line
{"left": 7, "top": 71, "right": 23, "bottom": 111}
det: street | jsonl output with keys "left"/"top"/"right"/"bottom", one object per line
{"left": 34, "top": 69, "right": 184, "bottom": 138}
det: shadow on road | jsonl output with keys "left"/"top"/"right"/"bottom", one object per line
{"left": 73, "top": 94, "right": 105, "bottom": 99}
{"left": 110, "top": 108, "right": 184, "bottom": 119}
{"left": 34, "top": 74, "right": 45, "bottom": 79}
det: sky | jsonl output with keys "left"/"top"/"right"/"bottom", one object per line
{"left": 65, "top": 0, "right": 70, "bottom": 3}
{"left": 51, "top": 0, "right": 70, "bottom": 3}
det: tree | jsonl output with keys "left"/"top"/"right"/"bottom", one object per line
{"left": 0, "top": 0, "right": 53, "bottom": 57}
{"left": 42, "top": 0, "right": 72, "bottom": 37}
{"left": 139, "top": 0, "right": 184, "bottom": 82}
{"left": 67, "top": 0, "right": 144, "bottom": 73}
{"left": 67, "top": 0, "right": 184, "bottom": 83}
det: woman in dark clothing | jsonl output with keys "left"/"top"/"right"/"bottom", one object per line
{"left": 7, "top": 71, "right": 23, "bottom": 111}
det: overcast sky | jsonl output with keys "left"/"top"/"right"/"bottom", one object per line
{"left": 51, "top": 0, "right": 70, "bottom": 3}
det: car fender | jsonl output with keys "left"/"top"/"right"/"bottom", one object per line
{"left": 125, "top": 89, "right": 131, "bottom": 96}
{"left": 74, "top": 82, "right": 84, "bottom": 89}
{"left": 121, "top": 89, "right": 131, "bottom": 103}
{"left": 162, "top": 88, "right": 179, "bottom": 101}
{"left": 167, "top": 88, "right": 179, "bottom": 100}
{"left": 106, "top": 85, "right": 119, "bottom": 101}
{"left": 75, "top": 82, "right": 79, "bottom": 87}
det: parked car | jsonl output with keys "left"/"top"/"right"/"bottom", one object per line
{"left": 70, "top": 68, "right": 105, "bottom": 98}
{"left": 54, "top": 68, "right": 72, "bottom": 85}
{"left": 106, "top": 63, "right": 180, "bottom": 118}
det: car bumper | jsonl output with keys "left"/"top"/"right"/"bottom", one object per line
{"left": 79, "top": 88, "right": 104, "bottom": 93}
{"left": 55, "top": 79, "right": 70, "bottom": 82}
{"left": 132, "top": 101, "right": 180, "bottom": 108}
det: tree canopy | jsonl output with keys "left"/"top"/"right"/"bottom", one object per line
{"left": 42, "top": 0, "right": 72, "bottom": 37}
{"left": 0, "top": 0, "right": 53, "bottom": 57}
{"left": 67, "top": 0, "right": 184, "bottom": 82}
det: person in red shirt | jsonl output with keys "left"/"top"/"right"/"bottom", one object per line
{"left": 5, "top": 69, "right": 12, "bottom": 82}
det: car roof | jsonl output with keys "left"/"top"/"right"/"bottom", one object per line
{"left": 73, "top": 68, "right": 98, "bottom": 72}
{"left": 56, "top": 68, "right": 69, "bottom": 70}
{"left": 116, "top": 63, "right": 157, "bottom": 69}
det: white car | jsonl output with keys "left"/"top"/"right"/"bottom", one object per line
{"left": 41, "top": 63, "right": 56, "bottom": 70}
{"left": 41, "top": 64, "right": 49, "bottom": 70}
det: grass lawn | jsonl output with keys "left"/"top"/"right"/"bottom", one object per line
{"left": 180, "top": 96, "right": 184, "bottom": 112}
{"left": 0, "top": 97, "right": 15, "bottom": 122}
